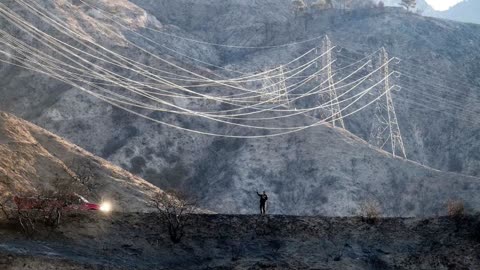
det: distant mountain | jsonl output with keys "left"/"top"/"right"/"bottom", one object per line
{"left": 426, "top": 0, "right": 480, "bottom": 25}
{"left": 380, "top": 0, "right": 479, "bottom": 25}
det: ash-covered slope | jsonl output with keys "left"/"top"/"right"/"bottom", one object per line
{"left": 0, "top": 111, "right": 162, "bottom": 211}
{"left": 1, "top": 0, "right": 480, "bottom": 216}
{"left": 177, "top": 120, "right": 480, "bottom": 216}
{"left": 130, "top": 0, "right": 480, "bottom": 176}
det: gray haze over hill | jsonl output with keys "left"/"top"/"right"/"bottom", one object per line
{"left": 1, "top": 0, "right": 480, "bottom": 216}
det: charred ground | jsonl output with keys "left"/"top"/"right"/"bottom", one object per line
{"left": 1, "top": 213, "right": 480, "bottom": 270}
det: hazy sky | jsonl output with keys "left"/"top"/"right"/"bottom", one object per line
{"left": 425, "top": 0, "right": 464, "bottom": 11}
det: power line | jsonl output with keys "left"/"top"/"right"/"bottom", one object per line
{"left": 0, "top": 0, "right": 417, "bottom": 142}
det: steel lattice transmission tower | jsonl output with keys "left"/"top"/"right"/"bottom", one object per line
{"left": 276, "top": 66, "right": 290, "bottom": 107}
{"left": 318, "top": 35, "right": 345, "bottom": 128}
{"left": 260, "top": 74, "right": 276, "bottom": 102}
{"left": 260, "top": 66, "right": 289, "bottom": 107}
{"left": 369, "top": 47, "right": 407, "bottom": 159}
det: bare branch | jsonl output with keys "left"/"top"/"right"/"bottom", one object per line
{"left": 151, "top": 190, "right": 195, "bottom": 244}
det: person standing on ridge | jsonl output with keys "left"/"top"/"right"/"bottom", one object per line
{"left": 257, "top": 191, "right": 268, "bottom": 215}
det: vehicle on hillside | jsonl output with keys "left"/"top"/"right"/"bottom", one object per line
{"left": 13, "top": 193, "right": 109, "bottom": 212}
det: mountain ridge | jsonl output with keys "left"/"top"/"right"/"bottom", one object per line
{"left": 426, "top": 0, "right": 480, "bottom": 25}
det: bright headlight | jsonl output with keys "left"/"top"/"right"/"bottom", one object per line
{"left": 100, "top": 202, "right": 112, "bottom": 212}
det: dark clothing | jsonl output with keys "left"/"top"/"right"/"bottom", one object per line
{"left": 258, "top": 194, "right": 268, "bottom": 204}
{"left": 257, "top": 192, "right": 268, "bottom": 215}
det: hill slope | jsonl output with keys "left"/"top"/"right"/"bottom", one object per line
{"left": 1, "top": 0, "right": 480, "bottom": 215}
{"left": 127, "top": 0, "right": 480, "bottom": 176}
{"left": 174, "top": 119, "right": 480, "bottom": 216}
{"left": 0, "top": 111, "right": 161, "bottom": 211}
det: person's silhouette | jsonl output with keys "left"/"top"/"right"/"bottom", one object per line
{"left": 256, "top": 191, "right": 268, "bottom": 215}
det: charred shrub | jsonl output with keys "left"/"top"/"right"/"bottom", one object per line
{"left": 1, "top": 192, "right": 64, "bottom": 237}
{"left": 447, "top": 200, "right": 465, "bottom": 220}
{"left": 359, "top": 200, "right": 382, "bottom": 224}
{"left": 152, "top": 190, "right": 195, "bottom": 244}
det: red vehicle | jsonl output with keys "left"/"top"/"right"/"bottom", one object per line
{"left": 13, "top": 193, "right": 102, "bottom": 212}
